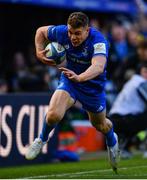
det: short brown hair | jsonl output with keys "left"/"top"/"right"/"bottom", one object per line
{"left": 67, "top": 12, "right": 89, "bottom": 28}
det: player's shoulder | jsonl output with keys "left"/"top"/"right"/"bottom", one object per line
{"left": 51, "top": 25, "right": 67, "bottom": 36}
{"left": 49, "top": 25, "right": 68, "bottom": 43}
{"left": 55, "top": 25, "right": 67, "bottom": 31}
{"left": 89, "top": 27, "right": 107, "bottom": 43}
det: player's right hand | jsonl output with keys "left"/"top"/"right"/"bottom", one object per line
{"left": 36, "top": 49, "right": 56, "bottom": 66}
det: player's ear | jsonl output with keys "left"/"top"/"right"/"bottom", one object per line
{"left": 86, "top": 26, "right": 90, "bottom": 33}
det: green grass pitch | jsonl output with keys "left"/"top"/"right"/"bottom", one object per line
{"left": 1, "top": 153, "right": 147, "bottom": 179}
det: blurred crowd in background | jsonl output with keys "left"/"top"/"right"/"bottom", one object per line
{"left": 0, "top": 0, "right": 147, "bottom": 159}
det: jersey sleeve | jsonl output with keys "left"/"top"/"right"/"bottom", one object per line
{"left": 92, "top": 32, "right": 109, "bottom": 58}
{"left": 47, "top": 25, "right": 67, "bottom": 43}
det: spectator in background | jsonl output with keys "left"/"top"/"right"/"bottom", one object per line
{"left": 7, "top": 51, "right": 52, "bottom": 92}
{"left": 105, "top": 20, "right": 130, "bottom": 105}
{"left": 90, "top": 18, "right": 100, "bottom": 30}
{"left": 110, "top": 26, "right": 143, "bottom": 90}
{"left": 18, "top": 65, "right": 52, "bottom": 92}
{"left": 32, "top": 66, "right": 51, "bottom": 92}
{"left": 108, "top": 21, "right": 129, "bottom": 80}
{"left": 119, "top": 40, "right": 147, "bottom": 87}
{"left": 8, "top": 51, "right": 29, "bottom": 92}
{"left": 0, "top": 79, "right": 8, "bottom": 94}
{"left": 127, "top": 27, "right": 141, "bottom": 57}
{"left": 135, "top": 0, "right": 147, "bottom": 38}
{"left": 109, "top": 62, "right": 147, "bottom": 159}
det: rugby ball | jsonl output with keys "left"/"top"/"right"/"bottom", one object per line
{"left": 45, "top": 42, "right": 66, "bottom": 64}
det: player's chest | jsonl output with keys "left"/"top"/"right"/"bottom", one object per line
{"left": 63, "top": 44, "right": 92, "bottom": 59}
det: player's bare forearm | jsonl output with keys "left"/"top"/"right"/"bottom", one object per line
{"left": 59, "top": 56, "right": 106, "bottom": 82}
{"left": 78, "top": 56, "right": 106, "bottom": 82}
{"left": 78, "top": 65, "right": 102, "bottom": 82}
{"left": 59, "top": 65, "right": 103, "bottom": 83}
{"left": 35, "top": 26, "right": 56, "bottom": 66}
{"left": 35, "top": 26, "right": 50, "bottom": 52}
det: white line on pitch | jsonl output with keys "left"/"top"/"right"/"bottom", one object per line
{"left": 23, "top": 165, "right": 147, "bottom": 179}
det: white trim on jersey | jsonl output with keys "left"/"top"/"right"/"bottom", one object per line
{"left": 94, "top": 43, "right": 106, "bottom": 54}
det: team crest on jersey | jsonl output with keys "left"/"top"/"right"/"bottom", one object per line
{"left": 64, "top": 44, "right": 69, "bottom": 49}
{"left": 94, "top": 43, "right": 106, "bottom": 54}
{"left": 82, "top": 47, "right": 88, "bottom": 56}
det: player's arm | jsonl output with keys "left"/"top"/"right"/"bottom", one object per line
{"left": 78, "top": 55, "right": 106, "bottom": 81}
{"left": 59, "top": 55, "right": 106, "bottom": 82}
{"left": 78, "top": 40, "right": 108, "bottom": 81}
{"left": 35, "top": 26, "right": 56, "bottom": 66}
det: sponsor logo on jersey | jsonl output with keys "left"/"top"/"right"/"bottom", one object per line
{"left": 82, "top": 48, "right": 88, "bottom": 56}
{"left": 94, "top": 43, "right": 106, "bottom": 54}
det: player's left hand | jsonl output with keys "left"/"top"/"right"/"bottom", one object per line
{"left": 59, "top": 67, "right": 81, "bottom": 82}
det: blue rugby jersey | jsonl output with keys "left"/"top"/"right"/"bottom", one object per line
{"left": 47, "top": 25, "right": 109, "bottom": 93}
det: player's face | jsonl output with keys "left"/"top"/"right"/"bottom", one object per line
{"left": 68, "top": 25, "right": 89, "bottom": 47}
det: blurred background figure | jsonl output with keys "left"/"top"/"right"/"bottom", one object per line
{"left": 115, "top": 39, "right": 147, "bottom": 90}
{"left": 7, "top": 51, "right": 29, "bottom": 92}
{"left": 108, "top": 21, "right": 128, "bottom": 77}
{"left": 0, "top": 79, "right": 8, "bottom": 94}
{"left": 109, "top": 62, "right": 147, "bottom": 159}
{"left": 136, "top": 0, "right": 147, "bottom": 38}
{"left": 90, "top": 18, "right": 100, "bottom": 29}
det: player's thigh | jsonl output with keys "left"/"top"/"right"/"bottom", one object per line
{"left": 48, "top": 89, "right": 75, "bottom": 116}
